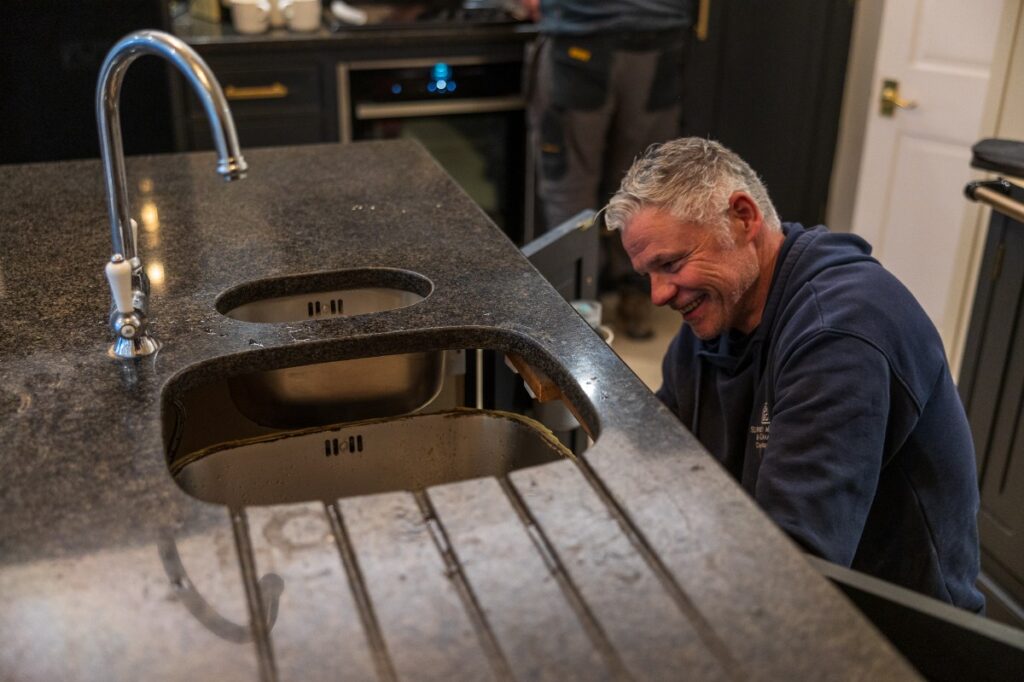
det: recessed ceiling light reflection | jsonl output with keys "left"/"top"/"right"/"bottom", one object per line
{"left": 140, "top": 201, "right": 160, "bottom": 232}
{"left": 146, "top": 262, "right": 166, "bottom": 290}
{"left": 139, "top": 178, "right": 154, "bottom": 194}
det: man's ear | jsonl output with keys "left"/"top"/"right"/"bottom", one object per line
{"left": 729, "top": 191, "right": 763, "bottom": 243}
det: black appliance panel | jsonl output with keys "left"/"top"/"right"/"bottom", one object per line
{"left": 342, "top": 58, "right": 528, "bottom": 242}
{"left": 347, "top": 62, "right": 521, "bottom": 103}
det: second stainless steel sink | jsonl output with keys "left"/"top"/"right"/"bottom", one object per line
{"left": 171, "top": 409, "right": 571, "bottom": 509}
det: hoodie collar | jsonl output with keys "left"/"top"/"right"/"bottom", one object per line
{"left": 750, "top": 223, "right": 817, "bottom": 345}
{"left": 695, "top": 223, "right": 814, "bottom": 373}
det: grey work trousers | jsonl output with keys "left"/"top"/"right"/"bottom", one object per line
{"left": 527, "top": 31, "right": 688, "bottom": 232}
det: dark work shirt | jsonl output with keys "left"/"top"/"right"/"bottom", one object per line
{"left": 538, "top": 0, "right": 695, "bottom": 34}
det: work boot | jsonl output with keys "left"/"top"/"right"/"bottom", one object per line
{"left": 617, "top": 289, "right": 654, "bottom": 340}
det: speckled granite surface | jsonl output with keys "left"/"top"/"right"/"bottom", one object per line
{"left": 0, "top": 142, "right": 918, "bottom": 680}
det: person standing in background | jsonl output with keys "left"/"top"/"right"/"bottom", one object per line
{"left": 522, "top": 0, "right": 697, "bottom": 338}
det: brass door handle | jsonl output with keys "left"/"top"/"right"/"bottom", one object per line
{"left": 696, "top": 0, "right": 711, "bottom": 41}
{"left": 224, "top": 82, "right": 289, "bottom": 101}
{"left": 880, "top": 79, "right": 917, "bottom": 117}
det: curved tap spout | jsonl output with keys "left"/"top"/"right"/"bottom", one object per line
{"left": 96, "top": 29, "right": 247, "bottom": 358}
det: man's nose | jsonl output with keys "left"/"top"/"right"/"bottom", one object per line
{"left": 649, "top": 274, "right": 675, "bottom": 307}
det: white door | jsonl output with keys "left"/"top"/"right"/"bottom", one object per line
{"left": 850, "top": 0, "right": 1007, "bottom": 366}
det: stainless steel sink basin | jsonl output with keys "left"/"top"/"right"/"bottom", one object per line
{"left": 163, "top": 348, "right": 465, "bottom": 465}
{"left": 227, "top": 351, "right": 446, "bottom": 428}
{"left": 210, "top": 269, "right": 438, "bottom": 427}
{"left": 170, "top": 409, "right": 571, "bottom": 509}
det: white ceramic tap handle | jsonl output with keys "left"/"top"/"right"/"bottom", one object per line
{"left": 106, "top": 256, "right": 134, "bottom": 314}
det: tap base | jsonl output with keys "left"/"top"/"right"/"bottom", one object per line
{"left": 109, "top": 334, "right": 161, "bottom": 359}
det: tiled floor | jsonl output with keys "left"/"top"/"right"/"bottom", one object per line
{"left": 599, "top": 293, "right": 680, "bottom": 391}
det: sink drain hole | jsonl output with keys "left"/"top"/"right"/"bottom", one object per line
{"left": 306, "top": 298, "right": 347, "bottom": 319}
{"left": 325, "top": 435, "right": 364, "bottom": 456}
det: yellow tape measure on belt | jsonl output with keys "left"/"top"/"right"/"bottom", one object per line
{"left": 567, "top": 46, "right": 592, "bottom": 62}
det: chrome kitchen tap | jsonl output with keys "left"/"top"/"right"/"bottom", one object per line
{"left": 98, "top": 30, "right": 247, "bottom": 359}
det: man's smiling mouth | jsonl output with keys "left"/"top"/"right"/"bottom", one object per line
{"left": 678, "top": 294, "right": 707, "bottom": 315}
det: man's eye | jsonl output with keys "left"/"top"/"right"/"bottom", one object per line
{"left": 663, "top": 259, "right": 681, "bottom": 273}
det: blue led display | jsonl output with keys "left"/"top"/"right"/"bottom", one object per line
{"left": 428, "top": 62, "right": 455, "bottom": 95}
{"left": 432, "top": 62, "right": 451, "bottom": 80}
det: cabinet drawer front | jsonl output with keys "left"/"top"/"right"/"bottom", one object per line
{"left": 186, "top": 64, "right": 322, "bottom": 117}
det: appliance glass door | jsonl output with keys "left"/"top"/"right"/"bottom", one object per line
{"left": 353, "top": 110, "right": 525, "bottom": 241}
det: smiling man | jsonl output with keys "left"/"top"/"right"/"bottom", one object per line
{"left": 605, "top": 137, "right": 985, "bottom": 612}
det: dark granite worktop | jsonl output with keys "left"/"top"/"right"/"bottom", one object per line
{"left": 0, "top": 141, "right": 917, "bottom": 680}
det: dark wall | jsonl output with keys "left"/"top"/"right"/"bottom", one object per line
{"left": 0, "top": 1, "right": 176, "bottom": 164}
{"left": 681, "top": 0, "right": 855, "bottom": 226}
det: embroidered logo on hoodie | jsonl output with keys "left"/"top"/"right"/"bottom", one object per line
{"left": 750, "top": 402, "right": 772, "bottom": 451}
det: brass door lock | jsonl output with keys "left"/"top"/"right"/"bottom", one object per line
{"left": 880, "top": 79, "right": 917, "bottom": 117}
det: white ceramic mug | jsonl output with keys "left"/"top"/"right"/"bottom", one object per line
{"left": 281, "top": 0, "right": 321, "bottom": 32}
{"left": 231, "top": 0, "right": 272, "bottom": 34}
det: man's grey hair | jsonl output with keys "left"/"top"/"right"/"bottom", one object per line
{"left": 604, "top": 138, "right": 781, "bottom": 239}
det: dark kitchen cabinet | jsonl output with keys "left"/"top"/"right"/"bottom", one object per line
{"left": 682, "top": 0, "right": 855, "bottom": 226}
{"left": 0, "top": 0, "right": 176, "bottom": 164}
{"left": 180, "top": 55, "right": 333, "bottom": 150}
{"left": 958, "top": 183, "right": 1024, "bottom": 629}
{"left": 167, "top": 22, "right": 534, "bottom": 236}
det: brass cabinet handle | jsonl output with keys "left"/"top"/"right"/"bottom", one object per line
{"left": 880, "top": 79, "right": 917, "bottom": 117}
{"left": 224, "top": 82, "right": 290, "bottom": 101}
{"left": 696, "top": 0, "right": 711, "bottom": 41}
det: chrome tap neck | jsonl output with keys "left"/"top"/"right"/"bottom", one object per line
{"left": 96, "top": 29, "right": 247, "bottom": 359}
{"left": 97, "top": 29, "right": 247, "bottom": 261}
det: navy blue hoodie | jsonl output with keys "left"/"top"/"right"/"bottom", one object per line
{"left": 657, "top": 223, "right": 984, "bottom": 611}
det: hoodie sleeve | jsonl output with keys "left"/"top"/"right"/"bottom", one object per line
{"left": 754, "top": 331, "right": 890, "bottom": 566}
